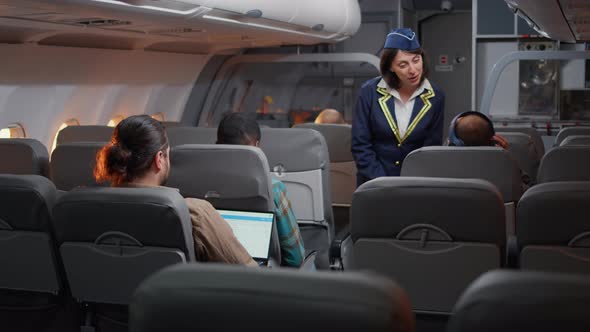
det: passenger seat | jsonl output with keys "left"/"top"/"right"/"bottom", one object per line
{"left": 0, "top": 138, "right": 49, "bottom": 177}
{"left": 517, "top": 181, "right": 590, "bottom": 274}
{"left": 350, "top": 177, "right": 505, "bottom": 317}
{"left": 50, "top": 142, "right": 106, "bottom": 190}
{"left": 260, "top": 128, "right": 334, "bottom": 253}
{"left": 295, "top": 123, "right": 356, "bottom": 237}
{"left": 554, "top": 126, "right": 590, "bottom": 147}
{"left": 448, "top": 270, "right": 590, "bottom": 332}
{"left": 130, "top": 263, "right": 415, "bottom": 332}
{"left": 537, "top": 146, "right": 590, "bottom": 183}
{"left": 167, "top": 144, "right": 282, "bottom": 267}
{"left": 166, "top": 126, "right": 216, "bottom": 146}
{"left": 560, "top": 135, "right": 590, "bottom": 146}
{"left": 55, "top": 125, "right": 112, "bottom": 146}
{"left": 0, "top": 175, "right": 73, "bottom": 332}
{"left": 401, "top": 146, "right": 522, "bottom": 236}
{"left": 53, "top": 186, "right": 194, "bottom": 331}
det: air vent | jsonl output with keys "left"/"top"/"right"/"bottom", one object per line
{"left": 59, "top": 18, "right": 132, "bottom": 27}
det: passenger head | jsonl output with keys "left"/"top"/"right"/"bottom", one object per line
{"left": 94, "top": 115, "right": 170, "bottom": 186}
{"left": 314, "top": 108, "right": 346, "bottom": 124}
{"left": 448, "top": 112, "right": 495, "bottom": 146}
{"left": 216, "top": 113, "right": 261, "bottom": 147}
{"left": 380, "top": 28, "right": 429, "bottom": 90}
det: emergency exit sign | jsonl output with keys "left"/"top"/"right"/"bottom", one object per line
{"left": 439, "top": 55, "right": 448, "bottom": 65}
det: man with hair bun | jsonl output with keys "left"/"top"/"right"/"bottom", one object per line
{"left": 94, "top": 114, "right": 256, "bottom": 266}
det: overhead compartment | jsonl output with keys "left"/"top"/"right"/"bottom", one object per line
{"left": 505, "top": 0, "right": 582, "bottom": 42}
{"left": 192, "top": 0, "right": 361, "bottom": 40}
{"left": 0, "top": 0, "right": 361, "bottom": 52}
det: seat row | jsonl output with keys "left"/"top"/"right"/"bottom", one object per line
{"left": 129, "top": 264, "right": 590, "bottom": 332}
{"left": 348, "top": 176, "right": 590, "bottom": 316}
{"left": 2, "top": 172, "right": 589, "bottom": 331}
{"left": 0, "top": 174, "right": 195, "bottom": 331}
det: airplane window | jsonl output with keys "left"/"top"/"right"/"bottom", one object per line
{"left": 107, "top": 115, "right": 125, "bottom": 127}
{"left": 51, "top": 118, "right": 80, "bottom": 153}
{"left": 151, "top": 112, "right": 166, "bottom": 121}
{"left": 0, "top": 123, "right": 26, "bottom": 138}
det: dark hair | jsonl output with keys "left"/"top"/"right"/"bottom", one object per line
{"left": 216, "top": 113, "right": 261, "bottom": 145}
{"left": 380, "top": 48, "right": 429, "bottom": 90}
{"left": 94, "top": 115, "right": 169, "bottom": 186}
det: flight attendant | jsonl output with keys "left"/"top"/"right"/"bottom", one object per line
{"left": 352, "top": 28, "right": 445, "bottom": 186}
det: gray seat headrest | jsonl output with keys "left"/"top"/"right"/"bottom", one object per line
{"left": 537, "top": 146, "right": 590, "bottom": 183}
{"left": 294, "top": 123, "right": 353, "bottom": 162}
{"left": 560, "top": 135, "right": 590, "bottom": 147}
{"left": 448, "top": 269, "right": 590, "bottom": 332}
{"left": 167, "top": 127, "right": 217, "bottom": 146}
{"left": 53, "top": 186, "right": 194, "bottom": 261}
{"left": 130, "top": 263, "right": 415, "bottom": 332}
{"left": 401, "top": 146, "right": 522, "bottom": 202}
{"left": 517, "top": 181, "right": 590, "bottom": 249}
{"left": 555, "top": 127, "right": 590, "bottom": 147}
{"left": 260, "top": 128, "right": 329, "bottom": 172}
{"left": 168, "top": 144, "right": 273, "bottom": 212}
{"left": 0, "top": 174, "right": 56, "bottom": 232}
{"left": 351, "top": 177, "right": 505, "bottom": 245}
{"left": 50, "top": 142, "right": 107, "bottom": 191}
{"left": 56, "top": 125, "right": 113, "bottom": 145}
{"left": 0, "top": 139, "right": 49, "bottom": 177}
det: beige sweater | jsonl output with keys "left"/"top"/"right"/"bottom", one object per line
{"left": 185, "top": 198, "right": 257, "bottom": 266}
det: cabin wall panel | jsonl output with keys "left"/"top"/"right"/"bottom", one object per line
{"left": 0, "top": 44, "right": 210, "bottom": 149}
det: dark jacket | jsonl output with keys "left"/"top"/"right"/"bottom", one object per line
{"left": 352, "top": 77, "right": 445, "bottom": 186}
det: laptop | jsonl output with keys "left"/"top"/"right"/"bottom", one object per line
{"left": 217, "top": 209, "right": 274, "bottom": 266}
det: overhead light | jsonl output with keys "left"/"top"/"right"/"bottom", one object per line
{"left": 89, "top": 0, "right": 204, "bottom": 15}
{"left": 245, "top": 9, "right": 263, "bottom": 19}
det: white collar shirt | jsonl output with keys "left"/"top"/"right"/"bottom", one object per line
{"left": 377, "top": 78, "right": 432, "bottom": 138}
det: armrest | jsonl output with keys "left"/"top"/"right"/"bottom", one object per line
{"left": 506, "top": 234, "right": 519, "bottom": 268}
{"left": 329, "top": 232, "right": 353, "bottom": 271}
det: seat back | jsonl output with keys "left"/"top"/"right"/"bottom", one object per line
{"left": 260, "top": 128, "right": 333, "bottom": 251}
{"left": 53, "top": 186, "right": 194, "bottom": 305}
{"left": 401, "top": 146, "right": 522, "bottom": 202}
{"left": 500, "top": 132, "right": 539, "bottom": 182}
{"left": 517, "top": 182, "right": 590, "bottom": 274}
{"left": 0, "top": 175, "right": 61, "bottom": 294}
{"left": 448, "top": 270, "right": 590, "bottom": 332}
{"left": 560, "top": 135, "right": 590, "bottom": 146}
{"left": 402, "top": 146, "right": 522, "bottom": 236}
{"left": 537, "top": 146, "right": 590, "bottom": 183}
{"left": 50, "top": 142, "right": 106, "bottom": 190}
{"left": 168, "top": 144, "right": 273, "bottom": 212}
{"left": 496, "top": 127, "right": 544, "bottom": 157}
{"left": 0, "top": 139, "right": 49, "bottom": 177}
{"left": 167, "top": 127, "right": 217, "bottom": 146}
{"left": 350, "top": 177, "right": 505, "bottom": 313}
{"left": 130, "top": 263, "right": 415, "bottom": 332}
{"left": 56, "top": 125, "right": 113, "bottom": 145}
{"left": 167, "top": 144, "right": 280, "bottom": 265}
{"left": 554, "top": 126, "right": 590, "bottom": 146}
{"left": 295, "top": 123, "right": 356, "bottom": 206}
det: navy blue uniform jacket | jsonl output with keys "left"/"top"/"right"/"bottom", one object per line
{"left": 352, "top": 77, "right": 445, "bottom": 186}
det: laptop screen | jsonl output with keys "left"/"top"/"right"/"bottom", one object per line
{"left": 217, "top": 209, "right": 274, "bottom": 260}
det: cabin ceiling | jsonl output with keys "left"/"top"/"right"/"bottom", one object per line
{"left": 0, "top": 0, "right": 360, "bottom": 54}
